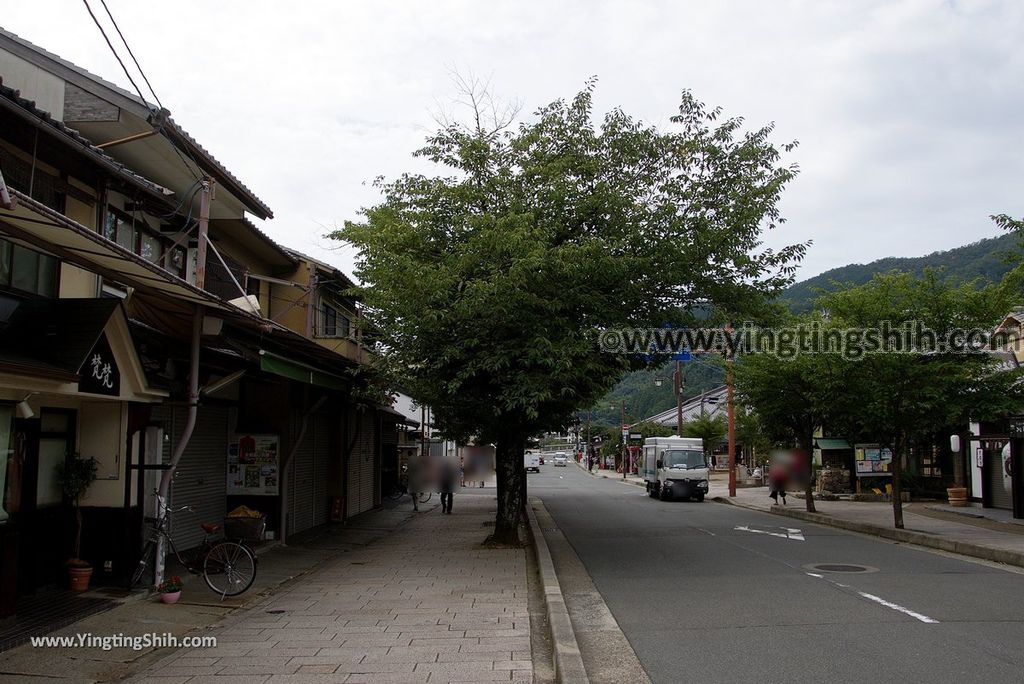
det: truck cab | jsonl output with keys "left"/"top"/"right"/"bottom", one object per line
{"left": 642, "top": 437, "right": 709, "bottom": 502}
{"left": 524, "top": 451, "right": 541, "bottom": 473}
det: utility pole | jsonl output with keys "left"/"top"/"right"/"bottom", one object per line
{"left": 619, "top": 400, "right": 628, "bottom": 479}
{"left": 194, "top": 177, "right": 214, "bottom": 290}
{"left": 727, "top": 325, "right": 737, "bottom": 498}
{"left": 674, "top": 360, "right": 684, "bottom": 436}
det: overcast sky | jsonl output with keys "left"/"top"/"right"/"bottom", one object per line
{"left": 5, "top": 0, "right": 1023, "bottom": 282}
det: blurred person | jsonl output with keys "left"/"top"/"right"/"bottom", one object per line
{"left": 439, "top": 457, "right": 458, "bottom": 514}
{"left": 769, "top": 457, "right": 789, "bottom": 505}
{"left": 408, "top": 456, "right": 426, "bottom": 512}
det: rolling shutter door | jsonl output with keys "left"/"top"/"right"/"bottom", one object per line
{"left": 313, "top": 413, "right": 332, "bottom": 527}
{"left": 987, "top": 451, "right": 1013, "bottom": 510}
{"left": 346, "top": 411, "right": 376, "bottom": 517}
{"left": 159, "top": 404, "right": 231, "bottom": 552}
{"left": 289, "top": 413, "right": 315, "bottom": 535}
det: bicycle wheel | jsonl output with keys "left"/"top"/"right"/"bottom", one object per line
{"left": 203, "top": 541, "right": 257, "bottom": 597}
{"left": 418, "top": 492, "right": 432, "bottom": 504}
{"left": 130, "top": 540, "right": 155, "bottom": 588}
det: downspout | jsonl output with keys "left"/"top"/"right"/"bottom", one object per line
{"left": 154, "top": 306, "right": 202, "bottom": 586}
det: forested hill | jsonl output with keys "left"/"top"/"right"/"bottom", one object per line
{"left": 781, "top": 233, "right": 1019, "bottom": 312}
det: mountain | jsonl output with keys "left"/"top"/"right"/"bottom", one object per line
{"left": 781, "top": 233, "right": 1020, "bottom": 312}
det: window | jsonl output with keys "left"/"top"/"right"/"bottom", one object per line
{"left": 0, "top": 151, "right": 65, "bottom": 212}
{"left": 0, "top": 238, "right": 58, "bottom": 297}
{"left": 318, "top": 300, "right": 352, "bottom": 338}
{"left": 103, "top": 206, "right": 173, "bottom": 270}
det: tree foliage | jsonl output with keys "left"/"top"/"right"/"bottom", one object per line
{"left": 337, "top": 82, "right": 806, "bottom": 542}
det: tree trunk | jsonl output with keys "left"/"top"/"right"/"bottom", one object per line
{"left": 489, "top": 438, "right": 524, "bottom": 545}
{"left": 891, "top": 437, "right": 905, "bottom": 529}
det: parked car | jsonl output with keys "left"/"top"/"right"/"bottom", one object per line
{"left": 553, "top": 453, "right": 568, "bottom": 467}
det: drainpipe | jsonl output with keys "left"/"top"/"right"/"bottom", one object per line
{"left": 154, "top": 306, "right": 202, "bottom": 586}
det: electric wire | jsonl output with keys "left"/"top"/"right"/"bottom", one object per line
{"left": 98, "top": 0, "right": 163, "bottom": 109}
{"left": 80, "top": 0, "right": 151, "bottom": 111}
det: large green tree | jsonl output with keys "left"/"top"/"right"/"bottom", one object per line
{"left": 337, "top": 83, "right": 805, "bottom": 543}
{"left": 820, "top": 269, "right": 1024, "bottom": 528}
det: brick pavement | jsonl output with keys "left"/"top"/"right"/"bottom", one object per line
{"left": 131, "top": 490, "right": 531, "bottom": 684}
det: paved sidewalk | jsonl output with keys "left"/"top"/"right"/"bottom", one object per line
{"left": 132, "top": 490, "right": 531, "bottom": 684}
{"left": 712, "top": 482, "right": 1024, "bottom": 563}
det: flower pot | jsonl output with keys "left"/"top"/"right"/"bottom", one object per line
{"left": 159, "top": 591, "right": 181, "bottom": 604}
{"left": 947, "top": 487, "right": 968, "bottom": 507}
{"left": 68, "top": 565, "right": 93, "bottom": 592}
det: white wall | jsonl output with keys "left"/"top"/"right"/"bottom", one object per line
{"left": 0, "top": 48, "right": 65, "bottom": 118}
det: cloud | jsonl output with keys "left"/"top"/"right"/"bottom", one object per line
{"left": 4, "top": 0, "right": 1022, "bottom": 282}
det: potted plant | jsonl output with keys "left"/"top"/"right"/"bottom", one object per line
{"left": 157, "top": 575, "right": 183, "bottom": 604}
{"left": 56, "top": 454, "right": 98, "bottom": 591}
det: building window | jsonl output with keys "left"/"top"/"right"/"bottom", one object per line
{"left": 0, "top": 151, "right": 65, "bottom": 212}
{"left": 0, "top": 238, "right": 58, "bottom": 297}
{"left": 318, "top": 300, "right": 351, "bottom": 338}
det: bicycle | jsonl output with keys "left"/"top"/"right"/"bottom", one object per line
{"left": 384, "top": 465, "right": 431, "bottom": 503}
{"left": 130, "top": 495, "right": 258, "bottom": 598}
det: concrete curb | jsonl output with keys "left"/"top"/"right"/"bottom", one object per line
{"left": 573, "top": 461, "right": 644, "bottom": 488}
{"left": 713, "top": 496, "right": 1024, "bottom": 569}
{"left": 525, "top": 502, "right": 589, "bottom": 683}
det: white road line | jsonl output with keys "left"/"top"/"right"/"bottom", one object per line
{"left": 735, "top": 525, "right": 805, "bottom": 541}
{"left": 805, "top": 572, "right": 823, "bottom": 578}
{"left": 857, "top": 591, "right": 939, "bottom": 624}
{"left": 697, "top": 528, "right": 716, "bottom": 536}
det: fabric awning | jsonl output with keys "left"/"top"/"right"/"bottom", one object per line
{"left": 259, "top": 350, "right": 350, "bottom": 391}
{"left": 815, "top": 438, "right": 852, "bottom": 450}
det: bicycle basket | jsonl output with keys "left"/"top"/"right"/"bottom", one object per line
{"left": 223, "top": 514, "right": 266, "bottom": 544}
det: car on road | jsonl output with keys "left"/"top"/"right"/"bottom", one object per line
{"left": 553, "top": 453, "right": 568, "bottom": 467}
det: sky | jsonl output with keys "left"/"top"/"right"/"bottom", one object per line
{"left": 4, "top": 0, "right": 1023, "bottom": 282}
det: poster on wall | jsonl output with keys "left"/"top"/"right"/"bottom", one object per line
{"left": 227, "top": 434, "right": 279, "bottom": 495}
{"left": 854, "top": 444, "right": 893, "bottom": 477}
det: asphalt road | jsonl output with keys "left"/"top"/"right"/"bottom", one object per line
{"left": 531, "top": 464, "right": 1024, "bottom": 684}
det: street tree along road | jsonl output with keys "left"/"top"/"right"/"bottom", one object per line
{"left": 532, "top": 465, "right": 1024, "bottom": 683}
{"left": 337, "top": 82, "right": 807, "bottom": 544}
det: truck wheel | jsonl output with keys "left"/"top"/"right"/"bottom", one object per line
{"left": 648, "top": 484, "right": 657, "bottom": 498}
{"left": 696, "top": 492, "right": 705, "bottom": 502}
{"left": 658, "top": 486, "right": 669, "bottom": 501}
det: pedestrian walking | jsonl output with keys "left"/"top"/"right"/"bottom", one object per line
{"left": 439, "top": 458, "right": 457, "bottom": 514}
{"left": 769, "top": 465, "right": 788, "bottom": 505}
{"left": 408, "top": 457, "right": 425, "bottom": 512}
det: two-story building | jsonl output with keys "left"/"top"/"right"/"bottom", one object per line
{"left": 0, "top": 28, "right": 397, "bottom": 623}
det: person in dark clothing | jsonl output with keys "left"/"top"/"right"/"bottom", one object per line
{"left": 439, "top": 458, "right": 457, "bottom": 514}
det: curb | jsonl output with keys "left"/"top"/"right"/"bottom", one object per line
{"left": 525, "top": 502, "right": 589, "bottom": 683}
{"left": 574, "top": 461, "right": 644, "bottom": 488}
{"left": 713, "top": 496, "right": 1024, "bottom": 569}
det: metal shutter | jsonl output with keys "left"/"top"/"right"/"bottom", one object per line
{"left": 289, "top": 413, "right": 315, "bottom": 535}
{"left": 161, "top": 405, "right": 231, "bottom": 552}
{"left": 313, "top": 412, "right": 332, "bottom": 527}
{"left": 346, "top": 411, "right": 376, "bottom": 517}
{"left": 987, "top": 451, "right": 1013, "bottom": 510}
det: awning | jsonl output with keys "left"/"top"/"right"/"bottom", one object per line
{"left": 0, "top": 297, "right": 117, "bottom": 380}
{"left": 815, "top": 438, "right": 852, "bottom": 450}
{"left": 258, "top": 350, "right": 349, "bottom": 391}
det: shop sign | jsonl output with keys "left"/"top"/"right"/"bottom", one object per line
{"left": 78, "top": 333, "right": 120, "bottom": 396}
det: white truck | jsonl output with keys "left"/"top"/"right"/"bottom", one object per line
{"left": 642, "top": 437, "right": 709, "bottom": 502}
{"left": 524, "top": 451, "right": 540, "bottom": 473}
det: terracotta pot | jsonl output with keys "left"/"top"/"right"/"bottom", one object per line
{"left": 68, "top": 565, "right": 93, "bottom": 592}
{"left": 159, "top": 591, "right": 181, "bottom": 604}
{"left": 947, "top": 487, "right": 968, "bottom": 507}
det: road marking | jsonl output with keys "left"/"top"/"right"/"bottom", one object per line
{"left": 697, "top": 528, "right": 716, "bottom": 536}
{"left": 735, "top": 525, "right": 805, "bottom": 541}
{"left": 805, "top": 572, "right": 823, "bottom": 578}
{"left": 857, "top": 591, "right": 939, "bottom": 624}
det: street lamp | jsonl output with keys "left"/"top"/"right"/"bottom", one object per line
{"left": 655, "top": 363, "right": 685, "bottom": 436}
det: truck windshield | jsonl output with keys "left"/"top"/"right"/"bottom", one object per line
{"left": 663, "top": 449, "right": 705, "bottom": 469}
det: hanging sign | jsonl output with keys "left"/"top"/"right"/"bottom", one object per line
{"left": 78, "top": 333, "right": 120, "bottom": 396}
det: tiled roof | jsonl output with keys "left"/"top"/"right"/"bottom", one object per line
{"left": 0, "top": 26, "right": 273, "bottom": 218}
{"left": 0, "top": 76, "right": 171, "bottom": 201}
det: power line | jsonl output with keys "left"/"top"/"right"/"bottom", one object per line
{"left": 98, "top": 0, "right": 163, "bottom": 109}
{"left": 80, "top": 0, "right": 151, "bottom": 111}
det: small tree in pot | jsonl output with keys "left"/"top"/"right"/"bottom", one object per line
{"left": 57, "top": 454, "right": 98, "bottom": 591}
